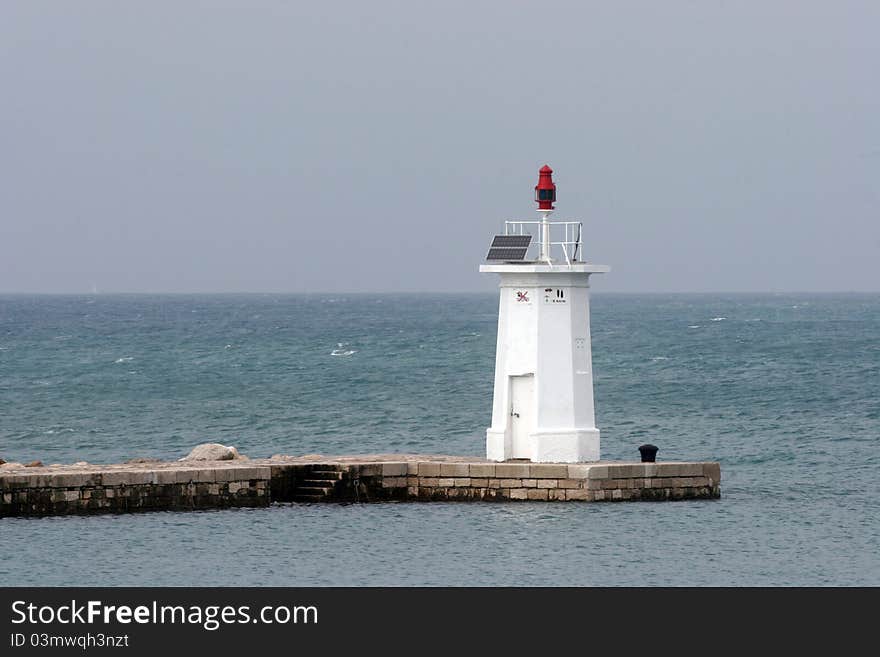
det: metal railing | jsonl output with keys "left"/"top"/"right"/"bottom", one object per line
{"left": 504, "top": 220, "right": 583, "bottom": 266}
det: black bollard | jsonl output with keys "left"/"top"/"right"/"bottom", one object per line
{"left": 638, "top": 444, "right": 659, "bottom": 463}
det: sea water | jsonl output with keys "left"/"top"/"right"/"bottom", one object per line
{"left": 0, "top": 293, "right": 877, "bottom": 585}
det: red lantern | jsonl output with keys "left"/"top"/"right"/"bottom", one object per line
{"left": 535, "top": 164, "right": 556, "bottom": 210}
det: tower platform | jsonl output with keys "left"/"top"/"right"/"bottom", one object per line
{"left": 0, "top": 454, "right": 721, "bottom": 516}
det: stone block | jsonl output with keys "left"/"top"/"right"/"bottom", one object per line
{"left": 587, "top": 466, "right": 609, "bottom": 479}
{"left": 654, "top": 463, "right": 682, "bottom": 478}
{"left": 248, "top": 467, "right": 271, "bottom": 481}
{"left": 509, "top": 488, "right": 528, "bottom": 500}
{"left": 529, "top": 464, "right": 568, "bottom": 479}
{"left": 566, "top": 489, "right": 590, "bottom": 501}
{"left": 155, "top": 470, "right": 178, "bottom": 485}
{"left": 217, "top": 467, "right": 266, "bottom": 482}
{"left": 63, "top": 490, "right": 80, "bottom": 502}
{"left": 453, "top": 478, "right": 471, "bottom": 487}
{"left": 417, "top": 463, "right": 441, "bottom": 477}
{"left": 439, "top": 463, "right": 469, "bottom": 477}
{"left": 406, "top": 476, "right": 419, "bottom": 487}
{"left": 382, "top": 463, "right": 408, "bottom": 477}
{"left": 537, "top": 479, "right": 558, "bottom": 489}
{"left": 468, "top": 464, "right": 495, "bottom": 477}
{"left": 438, "top": 478, "right": 455, "bottom": 487}
{"left": 54, "top": 473, "right": 87, "bottom": 488}
{"left": 612, "top": 489, "right": 623, "bottom": 500}
{"left": 487, "top": 479, "right": 502, "bottom": 488}
{"left": 0, "top": 474, "right": 29, "bottom": 489}
{"left": 196, "top": 469, "right": 216, "bottom": 483}
{"left": 28, "top": 474, "right": 55, "bottom": 488}
{"left": 703, "top": 462, "right": 721, "bottom": 483}
{"left": 471, "top": 478, "right": 488, "bottom": 488}
{"left": 567, "top": 465, "right": 593, "bottom": 479}
{"left": 127, "top": 471, "right": 156, "bottom": 486}
{"left": 100, "top": 471, "right": 130, "bottom": 486}
{"left": 594, "top": 490, "right": 606, "bottom": 501}
{"left": 499, "top": 479, "right": 521, "bottom": 488}
{"left": 406, "top": 486, "right": 418, "bottom": 497}
{"left": 526, "top": 489, "right": 548, "bottom": 500}
{"left": 548, "top": 489, "right": 565, "bottom": 501}
{"left": 174, "top": 469, "right": 202, "bottom": 483}
{"left": 357, "top": 464, "right": 382, "bottom": 477}
{"left": 382, "top": 477, "right": 406, "bottom": 488}
{"left": 495, "top": 463, "right": 530, "bottom": 478}
{"left": 420, "top": 477, "right": 439, "bottom": 487}
{"left": 556, "top": 479, "right": 583, "bottom": 489}
{"left": 608, "top": 464, "right": 644, "bottom": 478}
{"left": 407, "top": 463, "right": 419, "bottom": 476}
{"left": 679, "top": 463, "right": 704, "bottom": 477}
{"left": 522, "top": 479, "right": 538, "bottom": 488}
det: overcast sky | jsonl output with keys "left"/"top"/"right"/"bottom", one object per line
{"left": 1, "top": 1, "right": 877, "bottom": 293}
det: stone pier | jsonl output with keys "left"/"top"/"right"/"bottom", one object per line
{"left": 0, "top": 455, "right": 720, "bottom": 517}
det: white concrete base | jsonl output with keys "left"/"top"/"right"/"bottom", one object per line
{"left": 531, "top": 429, "right": 600, "bottom": 463}
{"left": 486, "top": 428, "right": 600, "bottom": 463}
{"left": 486, "top": 429, "right": 509, "bottom": 462}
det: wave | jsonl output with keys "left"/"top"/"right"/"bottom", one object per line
{"left": 330, "top": 342, "right": 356, "bottom": 357}
{"left": 114, "top": 357, "right": 134, "bottom": 363}
{"left": 711, "top": 317, "right": 727, "bottom": 321}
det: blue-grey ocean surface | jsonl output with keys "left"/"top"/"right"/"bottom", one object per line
{"left": 0, "top": 293, "right": 878, "bottom": 586}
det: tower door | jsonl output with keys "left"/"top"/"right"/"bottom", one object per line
{"left": 510, "top": 374, "right": 535, "bottom": 459}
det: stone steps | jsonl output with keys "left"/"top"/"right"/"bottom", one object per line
{"left": 291, "top": 470, "right": 343, "bottom": 502}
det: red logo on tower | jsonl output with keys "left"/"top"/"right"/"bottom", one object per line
{"left": 516, "top": 291, "right": 529, "bottom": 303}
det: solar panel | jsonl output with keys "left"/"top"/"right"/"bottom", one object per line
{"left": 486, "top": 234, "right": 531, "bottom": 261}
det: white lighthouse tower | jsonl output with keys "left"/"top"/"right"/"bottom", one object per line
{"left": 480, "top": 166, "right": 609, "bottom": 463}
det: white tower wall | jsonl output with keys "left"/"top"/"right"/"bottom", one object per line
{"left": 481, "top": 263, "right": 609, "bottom": 463}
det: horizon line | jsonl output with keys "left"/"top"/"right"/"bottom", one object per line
{"left": 1, "top": 290, "right": 878, "bottom": 296}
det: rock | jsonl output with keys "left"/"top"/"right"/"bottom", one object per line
{"left": 125, "top": 457, "right": 162, "bottom": 464}
{"left": 0, "top": 462, "right": 24, "bottom": 469}
{"left": 179, "top": 443, "right": 244, "bottom": 462}
{"left": 24, "top": 460, "right": 43, "bottom": 467}
{"left": 73, "top": 461, "right": 89, "bottom": 467}
{"left": 0, "top": 458, "right": 5, "bottom": 465}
